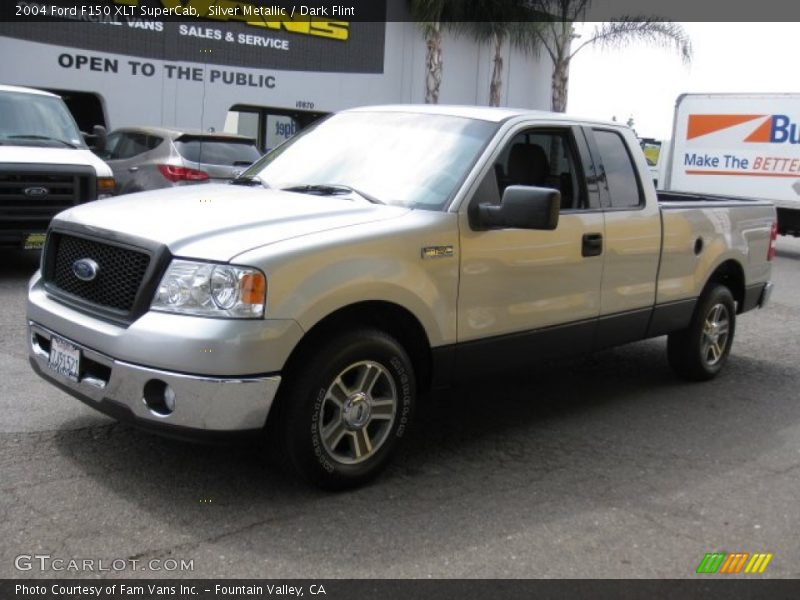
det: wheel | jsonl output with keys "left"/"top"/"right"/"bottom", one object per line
{"left": 667, "top": 284, "right": 736, "bottom": 381}
{"left": 275, "top": 329, "right": 415, "bottom": 490}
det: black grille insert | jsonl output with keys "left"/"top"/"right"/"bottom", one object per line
{"left": 48, "top": 233, "right": 151, "bottom": 313}
{"left": 0, "top": 172, "right": 77, "bottom": 202}
{"left": 0, "top": 165, "right": 95, "bottom": 235}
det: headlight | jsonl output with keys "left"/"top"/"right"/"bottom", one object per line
{"left": 152, "top": 260, "right": 266, "bottom": 318}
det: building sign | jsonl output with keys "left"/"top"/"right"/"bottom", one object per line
{"left": 2, "top": 0, "right": 385, "bottom": 73}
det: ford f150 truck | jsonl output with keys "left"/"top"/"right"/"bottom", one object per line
{"left": 27, "top": 105, "right": 776, "bottom": 489}
{"left": 0, "top": 85, "right": 115, "bottom": 249}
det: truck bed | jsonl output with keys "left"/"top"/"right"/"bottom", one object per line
{"left": 657, "top": 190, "right": 775, "bottom": 208}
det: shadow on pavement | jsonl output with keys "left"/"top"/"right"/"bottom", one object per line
{"left": 46, "top": 337, "right": 800, "bottom": 575}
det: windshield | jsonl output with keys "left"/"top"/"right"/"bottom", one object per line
{"left": 0, "top": 91, "right": 85, "bottom": 148}
{"left": 243, "top": 111, "right": 498, "bottom": 210}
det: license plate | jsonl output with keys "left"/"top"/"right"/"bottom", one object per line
{"left": 23, "top": 233, "right": 46, "bottom": 250}
{"left": 48, "top": 336, "right": 81, "bottom": 382}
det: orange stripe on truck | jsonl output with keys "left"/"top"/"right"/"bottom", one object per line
{"left": 687, "top": 114, "right": 765, "bottom": 139}
{"left": 744, "top": 118, "right": 773, "bottom": 142}
{"left": 685, "top": 170, "right": 800, "bottom": 178}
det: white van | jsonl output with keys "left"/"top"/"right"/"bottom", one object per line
{"left": 0, "top": 85, "right": 114, "bottom": 249}
{"left": 662, "top": 93, "right": 800, "bottom": 235}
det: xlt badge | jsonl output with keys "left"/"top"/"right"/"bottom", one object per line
{"left": 421, "top": 245, "right": 454, "bottom": 259}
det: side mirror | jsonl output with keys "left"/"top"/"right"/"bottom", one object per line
{"left": 476, "top": 185, "right": 560, "bottom": 230}
{"left": 88, "top": 124, "right": 108, "bottom": 153}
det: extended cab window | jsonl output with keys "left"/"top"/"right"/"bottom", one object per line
{"left": 491, "top": 129, "right": 586, "bottom": 210}
{"left": 592, "top": 129, "right": 643, "bottom": 209}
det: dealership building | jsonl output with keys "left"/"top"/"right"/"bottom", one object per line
{"left": 0, "top": 0, "right": 554, "bottom": 150}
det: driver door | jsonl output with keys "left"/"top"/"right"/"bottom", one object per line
{"left": 455, "top": 125, "right": 605, "bottom": 375}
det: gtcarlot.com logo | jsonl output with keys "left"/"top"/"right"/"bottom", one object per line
{"left": 14, "top": 554, "right": 194, "bottom": 572}
{"left": 696, "top": 552, "right": 773, "bottom": 574}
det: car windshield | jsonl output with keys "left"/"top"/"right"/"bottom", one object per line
{"left": 243, "top": 111, "right": 498, "bottom": 210}
{"left": 0, "top": 90, "right": 85, "bottom": 148}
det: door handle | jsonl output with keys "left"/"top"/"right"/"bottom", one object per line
{"left": 128, "top": 166, "right": 139, "bottom": 172}
{"left": 582, "top": 233, "right": 603, "bottom": 257}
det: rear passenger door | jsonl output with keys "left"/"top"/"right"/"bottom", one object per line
{"left": 456, "top": 124, "right": 606, "bottom": 374}
{"left": 584, "top": 127, "right": 662, "bottom": 348}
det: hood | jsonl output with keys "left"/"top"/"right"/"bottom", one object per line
{"left": 53, "top": 184, "right": 410, "bottom": 262}
{"left": 0, "top": 146, "right": 113, "bottom": 176}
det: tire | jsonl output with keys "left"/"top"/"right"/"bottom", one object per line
{"left": 667, "top": 284, "right": 736, "bottom": 381}
{"left": 275, "top": 329, "right": 415, "bottom": 490}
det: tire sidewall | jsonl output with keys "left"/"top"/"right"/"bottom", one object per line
{"left": 284, "top": 331, "right": 415, "bottom": 488}
{"left": 690, "top": 286, "right": 736, "bottom": 377}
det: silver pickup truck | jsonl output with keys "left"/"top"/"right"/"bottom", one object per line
{"left": 27, "top": 105, "right": 776, "bottom": 489}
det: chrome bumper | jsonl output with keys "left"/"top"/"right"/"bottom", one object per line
{"left": 29, "top": 321, "right": 280, "bottom": 433}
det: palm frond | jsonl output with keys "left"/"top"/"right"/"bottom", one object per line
{"left": 573, "top": 19, "right": 693, "bottom": 63}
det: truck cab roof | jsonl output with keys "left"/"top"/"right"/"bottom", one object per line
{"left": 347, "top": 104, "right": 625, "bottom": 129}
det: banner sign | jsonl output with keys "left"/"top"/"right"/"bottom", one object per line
{"left": 0, "top": 0, "right": 386, "bottom": 73}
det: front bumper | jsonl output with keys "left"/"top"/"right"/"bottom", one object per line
{"left": 29, "top": 321, "right": 281, "bottom": 436}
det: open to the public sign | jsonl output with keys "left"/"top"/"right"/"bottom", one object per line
{"left": 24, "top": 233, "right": 46, "bottom": 250}
{"left": 48, "top": 336, "right": 81, "bottom": 382}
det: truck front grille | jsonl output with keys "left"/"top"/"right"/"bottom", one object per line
{"left": 0, "top": 167, "right": 95, "bottom": 237}
{"left": 45, "top": 232, "right": 151, "bottom": 314}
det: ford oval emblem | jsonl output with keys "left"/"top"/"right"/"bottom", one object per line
{"left": 24, "top": 186, "right": 49, "bottom": 198}
{"left": 72, "top": 258, "right": 100, "bottom": 282}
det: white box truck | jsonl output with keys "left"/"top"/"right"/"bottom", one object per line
{"left": 662, "top": 93, "right": 800, "bottom": 235}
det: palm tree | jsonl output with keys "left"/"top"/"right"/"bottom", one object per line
{"left": 408, "top": 0, "right": 458, "bottom": 104}
{"left": 521, "top": 1, "right": 693, "bottom": 112}
{"left": 455, "top": 4, "right": 542, "bottom": 107}
{"left": 409, "top": 0, "right": 533, "bottom": 105}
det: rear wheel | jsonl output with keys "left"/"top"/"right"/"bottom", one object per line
{"left": 667, "top": 284, "right": 736, "bottom": 381}
{"left": 275, "top": 329, "right": 415, "bottom": 490}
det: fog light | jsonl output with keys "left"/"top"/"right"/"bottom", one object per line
{"left": 143, "top": 379, "right": 175, "bottom": 416}
{"left": 164, "top": 385, "right": 176, "bottom": 412}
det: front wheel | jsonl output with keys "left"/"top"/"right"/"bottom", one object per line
{"left": 667, "top": 284, "right": 736, "bottom": 381}
{"left": 276, "top": 329, "right": 415, "bottom": 490}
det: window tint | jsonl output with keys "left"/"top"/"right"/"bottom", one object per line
{"left": 175, "top": 138, "right": 261, "bottom": 166}
{"left": 103, "top": 132, "right": 122, "bottom": 159}
{"left": 593, "top": 130, "right": 643, "bottom": 208}
{"left": 109, "top": 132, "right": 161, "bottom": 160}
{"left": 490, "top": 129, "right": 585, "bottom": 210}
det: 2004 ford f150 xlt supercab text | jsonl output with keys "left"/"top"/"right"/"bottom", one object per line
{"left": 27, "top": 106, "right": 777, "bottom": 489}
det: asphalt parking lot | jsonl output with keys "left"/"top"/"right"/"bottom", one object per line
{"left": 2, "top": 239, "right": 799, "bottom": 579}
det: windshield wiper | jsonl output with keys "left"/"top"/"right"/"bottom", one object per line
{"left": 8, "top": 134, "right": 77, "bottom": 148}
{"left": 281, "top": 183, "right": 385, "bottom": 205}
{"left": 230, "top": 175, "right": 269, "bottom": 188}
